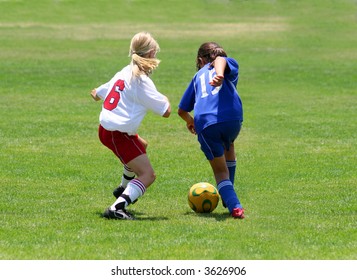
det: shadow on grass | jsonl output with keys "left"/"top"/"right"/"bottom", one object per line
{"left": 96, "top": 210, "right": 229, "bottom": 221}
{"left": 184, "top": 211, "right": 230, "bottom": 221}
{"left": 96, "top": 211, "right": 169, "bottom": 221}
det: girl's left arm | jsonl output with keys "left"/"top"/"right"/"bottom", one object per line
{"left": 209, "top": 56, "right": 227, "bottom": 87}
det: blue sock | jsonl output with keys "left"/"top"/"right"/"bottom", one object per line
{"left": 217, "top": 179, "right": 242, "bottom": 213}
{"left": 226, "top": 160, "right": 236, "bottom": 185}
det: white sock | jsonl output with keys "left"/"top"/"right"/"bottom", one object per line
{"left": 110, "top": 179, "right": 146, "bottom": 210}
{"left": 121, "top": 165, "right": 135, "bottom": 188}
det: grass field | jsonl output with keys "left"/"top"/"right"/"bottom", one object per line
{"left": 0, "top": 0, "right": 356, "bottom": 260}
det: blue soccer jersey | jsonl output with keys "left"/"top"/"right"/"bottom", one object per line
{"left": 179, "top": 57, "right": 243, "bottom": 134}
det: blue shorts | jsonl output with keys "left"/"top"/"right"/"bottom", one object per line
{"left": 198, "top": 120, "right": 242, "bottom": 160}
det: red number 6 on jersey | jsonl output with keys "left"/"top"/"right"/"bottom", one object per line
{"left": 103, "top": 79, "right": 125, "bottom": 111}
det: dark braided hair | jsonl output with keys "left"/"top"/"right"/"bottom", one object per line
{"left": 196, "top": 42, "right": 227, "bottom": 70}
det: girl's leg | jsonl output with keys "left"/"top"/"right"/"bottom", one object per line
{"left": 113, "top": 135, "right": 149, "bottom": 198}
{"left": 209, "top": 156, "right": 243, "bottom": 218}
{"left": 224, "top": 143, "right": 236, "bottom": 185}
{"left": 110, "top": 154, "right": 155, "bottom": 210}
{"left": 121, "top": 165, "right": 136, "bottom": 187}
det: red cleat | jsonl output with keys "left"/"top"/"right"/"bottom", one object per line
{"left": 232, "top": 208, "right": 245, "bottom": 219}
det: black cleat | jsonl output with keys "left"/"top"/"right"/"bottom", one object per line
{"left": 113, "top": 185, "right": 138, "bottom": 204}
{"left": 113, "top": 186, "right": 125, "bottom": 198}
{"left": 102, "top": 208, "right": 135, "bottom": 220}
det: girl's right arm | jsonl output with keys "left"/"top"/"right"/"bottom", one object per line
{"left": 178, "top": 108, "right": 196, "bottom": 135}
{"left": 90, "top": 82, "right": 111, "bottom": 101}
{"left": 90, "top": 88, "right": 101, "bottom": 101}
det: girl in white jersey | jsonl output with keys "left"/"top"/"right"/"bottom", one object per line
{"left": 91, "top": 32, "right": 171, "bottom": 220}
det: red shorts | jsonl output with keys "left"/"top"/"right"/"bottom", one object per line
{"left": 98, "top": 125, "right": 146, "bottom": 164}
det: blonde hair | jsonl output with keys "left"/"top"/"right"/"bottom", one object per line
{"left": 129, "top": 32, "right": 160, "bottom": 77}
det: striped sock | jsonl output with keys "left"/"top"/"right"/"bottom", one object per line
{"left": 217, "top": 179, "right": 242, "bottom": 213}
{"left": 111, "top": 179, "right": 146, "bottom": 210}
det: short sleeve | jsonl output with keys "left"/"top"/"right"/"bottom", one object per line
{"left": 96, "top": 82, "right": 110, "bottom": 100}
{"left": 178, "top": 79, "right": 196, "bottom": 112}
{"left": 225, "top": 57, "right": 239, "bottom": 84}
{"left": 136, "top": 76, "right": 170, "bottom": 116}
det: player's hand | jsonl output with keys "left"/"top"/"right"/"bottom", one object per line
{"left": 138, "top": 135, "right": 148, "bottom": 149}
{"left": 209, "top": 75, "right": 224, "bottom": 87}
{"left": 90, "top": 88, "right": 100, "bottom": 101}
{"left": 187, "top": 122, "right": 196, "bottom": 135}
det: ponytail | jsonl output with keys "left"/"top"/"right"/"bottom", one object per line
{"left": 129, "top": 32, "right": 161, "bottom": 77}
{"left": 131, "top": 53, "right": 160, "bottom": 77}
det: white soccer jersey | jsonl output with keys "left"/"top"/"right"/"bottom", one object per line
{"left": 96, "top": 65, "right": 169, "bottom": 135}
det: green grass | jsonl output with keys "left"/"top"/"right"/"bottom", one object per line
{"left": 0, "top": 0, "right": 356, "bottom": 260}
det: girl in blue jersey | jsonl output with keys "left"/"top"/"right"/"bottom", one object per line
{"left": 178, "top": 42, "right": 244, "bottom": 219}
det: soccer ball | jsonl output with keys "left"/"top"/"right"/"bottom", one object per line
{"left": 188, "top": 182, "right": 219, "bottom": 213}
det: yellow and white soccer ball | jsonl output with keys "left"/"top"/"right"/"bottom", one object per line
{"left": 188, "top": 182, "right": 219, "bottom": 213}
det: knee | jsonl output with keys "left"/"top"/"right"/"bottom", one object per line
{"left": 150, "top": 171, "right": 156, "bottom": 184}
{"left": 143, "top": 170, "right": 156, "bottom": 187}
